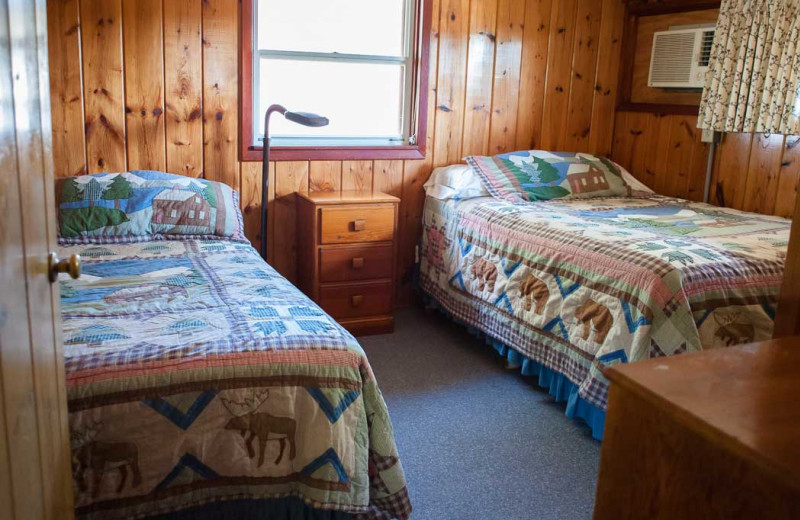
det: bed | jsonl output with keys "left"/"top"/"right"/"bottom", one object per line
{"left": 57, "top": 171, "right": 410, "bottom": 519}
{"left": 419, "top": 156, "right": 790, "bottom": 440}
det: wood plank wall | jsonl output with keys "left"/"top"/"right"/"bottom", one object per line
{"left": 47, "top": 0, "right": 627, "bottom": 304}
{"left": 611, "top": 115, "right": 800, "bottom": 218}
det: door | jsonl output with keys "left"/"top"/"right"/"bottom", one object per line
{"left": 0, "top": 0, "right": 74, "bottom": 518}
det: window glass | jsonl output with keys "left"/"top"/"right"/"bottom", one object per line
{"left": 258, "top": 58, "right": 405, "bottom": 139}
{"left": 257, "top": 0, "right": 406, "bottom": 57}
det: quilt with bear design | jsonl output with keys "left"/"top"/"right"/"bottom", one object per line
{"left": 59, "top": 238, "right": 409, "bottom": 519}
{"left": 420, "top": 195, "right": 790, "bottom": 410}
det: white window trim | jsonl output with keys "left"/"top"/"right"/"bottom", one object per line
{"left": 252, "top": 0, "right": 416, "bottom": 148}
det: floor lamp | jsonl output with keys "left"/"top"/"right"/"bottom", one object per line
{"left": 261, "top": 105, "right": 329, "bottom": 260}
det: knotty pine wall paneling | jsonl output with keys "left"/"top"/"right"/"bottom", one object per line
{"left": 123, "top": 0, "right": 166, "bottom": 171}
{"left": 47, "top": 0, "right": 629, "bottom": 305}
{"left": 612, "top": 111, "right": 799, "bottom": 215}
{"left": 47, "top": 0, "right": 85, "bottom": 177}
{"left": 163, "top": 0, "right": 203, "bottom": 177}
{"left": 81, "top": 0, "right": 126, "bottom": 173}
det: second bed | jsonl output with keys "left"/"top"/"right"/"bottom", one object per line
{"left": 420, "top": 175, "right": 790, "bottom": 439}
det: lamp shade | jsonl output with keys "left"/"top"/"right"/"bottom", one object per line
{"left": 284, "top": 111, "right": 329, "bottom": 128}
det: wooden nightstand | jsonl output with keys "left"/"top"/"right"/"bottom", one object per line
{"left": 296, "top": 190, "right": 400, "bottom": 336}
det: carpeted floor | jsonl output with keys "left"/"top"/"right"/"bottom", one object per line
{"left": 358, "top": 307, "right": 601, "bottom": 520}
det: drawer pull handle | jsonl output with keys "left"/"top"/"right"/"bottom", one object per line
{"left": 352, "top": 257, "right": 365, "bottom": 269}
{"left": 351, "top": 295, "right": 364, "bottom": 307}
{"left": 353, "top": 219, "right": 366, "bottom": 232}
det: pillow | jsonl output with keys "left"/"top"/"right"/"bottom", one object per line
{"left": 423, "top": 164, "right": 491, "bottom": 200}
{"left": 466, "top": 150, "right": 631, "bottom": 203}
{"left": 56, "top": 171, "right": 244, "bottom": 241}
{"left": 620, "top": 169, "right": 654, "bottom": 194}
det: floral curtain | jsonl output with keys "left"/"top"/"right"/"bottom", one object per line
{"left": 698, "top": 0, "right": 800, "bottom": 134}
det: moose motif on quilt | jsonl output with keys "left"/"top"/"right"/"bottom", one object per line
{"left": 574, "top": 299, "right": 614, "bottom": 345}
{"left": 71, "top": 421, "right": 142, "bottom": 498}
{"left": 712, "top": 309, "right": 756, "bottom": 346}
{"left": 222, "top": 389, "right": 297, "bottom": 467}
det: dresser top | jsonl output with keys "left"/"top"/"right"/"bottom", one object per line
{"left": 606, "top": 337, "right": 800, "bottom": 490}
{"left": 297, "top": 190, "right": 400, "bottom": 205}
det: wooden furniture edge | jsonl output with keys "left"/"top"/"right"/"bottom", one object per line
{"left": 604, "top": 344, "right": 800, "bottom": 494}
{"left": 338, "top": 315, "right": 395, "bottom": 336}
{"left": 297, "top": 191, "right": 401, "bottom": 205}
{"left": 775, "top": 191, "right": 800, "bottom": 337}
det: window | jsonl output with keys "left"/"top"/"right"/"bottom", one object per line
{"left": 241, "top": 0, "right": 431, "bottom": 161}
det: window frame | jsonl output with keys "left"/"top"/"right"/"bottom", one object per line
{"left": 240, "top": 0, "right": 432, "bottom": 161}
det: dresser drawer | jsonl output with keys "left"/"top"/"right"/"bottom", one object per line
{"left": 319, "top": 282, "right": 392, "bottom": 319}
{"left": 319, "top": 205, "right": 395, "bottom": 244}
{"left": 319, "top": 245, "right": 393, "bottom": 283}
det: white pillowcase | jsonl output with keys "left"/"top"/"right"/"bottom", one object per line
{"left": 424, "top": 161, "right": 654, "bottom": 200}
{"left": 423, "top": 164, "right": 490, "bottom": 200}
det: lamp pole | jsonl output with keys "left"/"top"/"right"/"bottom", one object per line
{"left": 260, "top": 105, "right": 287, "bottom": 260}
{"left": 260, "top": 105, "right": 329, "bottom": 261}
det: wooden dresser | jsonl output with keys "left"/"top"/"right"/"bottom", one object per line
{"left": 296, "top": 191, "right": 400, "bottom": 336}
{"left": 594, "top": 337, "right": 800, "bottom": 519}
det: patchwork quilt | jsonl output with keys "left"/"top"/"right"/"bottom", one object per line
{"left": 60, "top": 239, "right": 410, "bottom": 519}
{"left": 420, "top": 195, "right": 790, "bottom": 410}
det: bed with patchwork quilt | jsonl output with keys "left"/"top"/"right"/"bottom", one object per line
{"left": 420, "top": 155, "right": 790, "bottom": 440}
{"left": 57, "top": 171, "right": 409, "bottom": 519}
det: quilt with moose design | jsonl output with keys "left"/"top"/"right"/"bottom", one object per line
{"left": 59, "top": 238, "right": 410, "bottom": 519}
{"left": 420, "top": 195, "right": 790, "bottom": 411}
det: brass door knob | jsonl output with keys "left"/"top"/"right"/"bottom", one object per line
{"left": 48, "top": 252, "right": 81, "bottom": 282}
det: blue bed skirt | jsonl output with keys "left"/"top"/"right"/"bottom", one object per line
{"left": 425, "top": 297, "right": 606, "bottom": 440}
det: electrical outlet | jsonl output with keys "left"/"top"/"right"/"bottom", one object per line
{"left": 701, "top": 128, "right": 716, "bottom": 143}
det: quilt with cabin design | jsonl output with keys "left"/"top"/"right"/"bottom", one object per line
{"left": 59, "top": 238, "right": 409, "bottom": 519}
{"left": 420, "top": 195, "right": 790, "bottom": 412}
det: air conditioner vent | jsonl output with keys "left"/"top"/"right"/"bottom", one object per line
{"left": 699, "top": 30, "right": 714, "bottom": 67}
{"left": 650, "top": 32, "right": 694, "bottom": 83}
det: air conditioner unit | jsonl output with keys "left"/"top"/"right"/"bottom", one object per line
{"left": 648, "top": 27, "right": 715, "bottom": 89}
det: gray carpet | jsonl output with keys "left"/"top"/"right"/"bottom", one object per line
{"left": 358, "top": 307, "right": 601, "bottom": 520}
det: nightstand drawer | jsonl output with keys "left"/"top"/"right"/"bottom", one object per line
{"left": 319, "top": 206, "right": 395, "bottom": 244}
{"left": 319, "top": 281, "right": 392, "bottom": 319}
{"left": 319, "top": 245, "right": 393, "bottom": 283}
